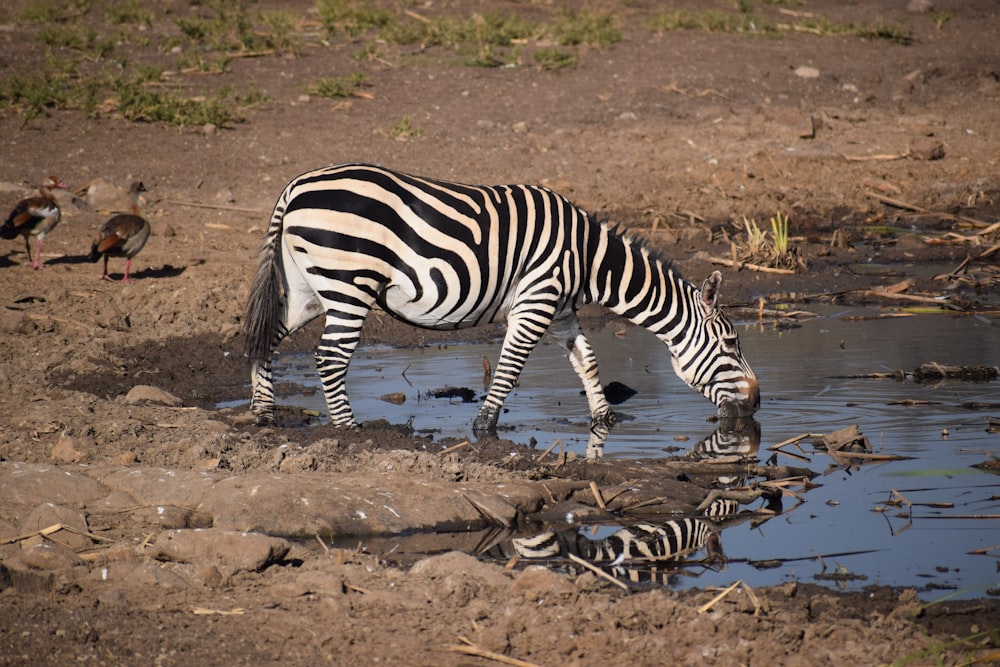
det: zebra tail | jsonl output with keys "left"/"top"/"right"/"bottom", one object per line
{"left": 243, "top": 210, "right": 284, "bottom": 364}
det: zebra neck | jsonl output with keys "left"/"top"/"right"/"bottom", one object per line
{"left": 586, "top": 224, "right": 699, "bottom": 342}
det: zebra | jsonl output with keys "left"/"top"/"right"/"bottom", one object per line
{"left": 243, "top": 163, "right": 759, "bottom": 432}
{"left": 486, "top": 518, "right": 723, "bottom": 566}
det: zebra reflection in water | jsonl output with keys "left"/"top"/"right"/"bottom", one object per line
{"left": 485, "top": 419, "right": 767, "bottom": 585}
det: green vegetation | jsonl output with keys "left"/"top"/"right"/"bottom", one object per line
{"left": 2, "top": 0, "right": 925, "bottom": 128}
{"left": 646, "top": 5, "right": 912, "bottom": 43}
{"left": 304, "top": 72, "right": 368, "bottom": 99}
{"left": 550, "top": 9, "right": 621, "bottom": 47}
{"left": 770, "top": 212, "right": 789, "bottom": 255}
{"left": 390, "top": 115, "right": 423, "bottom": 140}
{"left": 733, "top": 213, "right": 799, "bottom": 271}
{"left": 533, "top": 47, "right": 577, "bottom": 70}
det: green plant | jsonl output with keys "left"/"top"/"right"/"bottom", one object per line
{"left": 304, "top": 72, "right": 367, "bottom": 99}
{"left": 928, "top": 10, "right": 951, "bottom": 30}
{"left": 533, "top": 46, "right": 577, "bottom": 70}
{"left": 390, "top": 115, "right": 423, "bottom": 140}
{"left": 550, "top": 9, "right": 621, "bottom": 47}
{"left": 20, "top": 0, "right": 80, "bottom": 23}
{"left": 104, "top": 0, "right": 153, "bottom": 27}
{"left": 36, "top": 23, "right": 115, "bottom": 58}
{"left": 259, "top": 10, "right": 302, "bottom": 54}
{"left": 317, "top": 0, "right": 394, "bottom": 38}
{"left": 732, "top": 213, "right": 799, "bottom": 270}
{"left": 770, "top": 211, "right": 789, "bottom": 255}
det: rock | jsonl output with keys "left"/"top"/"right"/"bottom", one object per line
{"left": 411, "top": 551, "right": 510, "bottom": 589}
{"left": 20, "top": 503, "right": 92, "bottom": 550}
{"left": 0, "top": 464, "right": 105, "bottom": 507}
{"left": 17, "top": 540, "right": 83, "bottom": 571}
{"left": 51, "top": 433, "right": 88, "bottom": 464}
{"left": 150, "top": 528, "right": 291, "bottom": 576}
{"left": 907, "top": 0, "right": 933, "bottom": 13}
{"left": 123, "top": 385, "right": 183, "bottom": 407}
{"left": 794, "top": 65, "right": 820, "bottom": 79}
{"left": 278, "top": 454, "right": 316, "bottom": 472}
{"left": 113, "top": 452, "right": 138, "bottom": 466}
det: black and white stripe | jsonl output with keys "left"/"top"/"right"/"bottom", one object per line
{"left": 244, "top": 163, "right": 759, "bottom": 431}
{"left": 485, "top": 519, "right": 723, "bottom": 569}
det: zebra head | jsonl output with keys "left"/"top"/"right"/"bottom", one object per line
{"left": 667, "top": 271, "right": 759, "bottom": 418}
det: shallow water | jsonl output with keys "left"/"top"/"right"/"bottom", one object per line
{"left": 264, "top": 307, "right": 1000, "bottom": 599}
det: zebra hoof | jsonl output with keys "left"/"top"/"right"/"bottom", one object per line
{"left": 472, "top": 411, "right": 499, "bottom": 435}
{"left": 254, "top": 413, "right": 276, "bottom": 427}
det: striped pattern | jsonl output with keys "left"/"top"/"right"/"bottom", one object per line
{"left": 485, "top": 518, "right": 724, "bottom": 585}
{"left": 244, "top": 163, "right": 758, "bottom": 430}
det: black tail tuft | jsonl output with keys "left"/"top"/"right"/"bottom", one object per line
{"left": 243, "top": 228, "right": 283, "bottom": 364}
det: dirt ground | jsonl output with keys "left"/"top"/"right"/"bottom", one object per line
{"left": 1, "top": 0, "right": 999, "bottom": 665}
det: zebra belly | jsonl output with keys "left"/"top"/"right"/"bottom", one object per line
{"left": 378, "top": 282, "right": 509, "bottom": 330}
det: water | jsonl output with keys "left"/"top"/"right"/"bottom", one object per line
{"left": 260, "top": 307, "right": 1000, "bottom": 599}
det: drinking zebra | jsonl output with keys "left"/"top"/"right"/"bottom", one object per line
{"left": 243, "top": 164, "right": 759, "bottom": 431}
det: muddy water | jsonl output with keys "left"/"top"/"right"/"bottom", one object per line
{"left": 271, "top": 308, "right": 1000, "bottom": 599}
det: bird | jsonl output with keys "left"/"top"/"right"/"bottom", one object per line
{"left": 87, "top": 181, "right": 150, "bottom": 282}
{"left": 1, "top": 175, "right": 69, "bottom": 269}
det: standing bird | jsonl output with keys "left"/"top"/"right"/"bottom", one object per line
{"left": 88, "top": 181, "right": 150, "bottom": 282}
{"left": 1, "top": 176, "right": 69, "bottom": 269}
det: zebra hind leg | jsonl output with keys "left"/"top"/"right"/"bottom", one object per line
{"left": 314, "top": 310, "right": 368, "bottom": 428}
{"left": 250, "top": 323, "right": 290, "bottom": 426}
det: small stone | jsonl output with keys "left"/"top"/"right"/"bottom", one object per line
{"left": 194, "top": 457, "right": 220, "bottom": 472}
{"left": 794, "top": 65, "right": 820, "bottom": 79}
{"left": 113, "top": 452, "right": 138, "bottom": 466}
{"left": 52, "top": 433, "right": 87, "bottom": 464}
{"left": 279, "top": 454, "right": 316, "bottom": 473}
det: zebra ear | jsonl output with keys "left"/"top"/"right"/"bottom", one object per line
{"left": 700, "top": 271, "right": 723, "bottom": 312}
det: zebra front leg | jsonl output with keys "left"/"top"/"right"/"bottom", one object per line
{"left": 550, "top": 314, "right": 616, "bottom": 427}
{"left": 473, "top": 311, "right": 549, "bottom": 433}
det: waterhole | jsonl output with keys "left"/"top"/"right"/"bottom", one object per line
{"left": 258, "top": 307, "right": 1000, "bottom": 599}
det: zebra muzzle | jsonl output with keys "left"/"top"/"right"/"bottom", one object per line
{"left": 718, "top": 377, "right": 759, "bottom": 417}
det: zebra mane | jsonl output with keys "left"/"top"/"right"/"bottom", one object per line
{"left": 591, "top": 212, "right": 678, "bottom": 276}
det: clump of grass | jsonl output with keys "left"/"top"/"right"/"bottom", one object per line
{"left": 20, "top": 0, "right": 78, "bottom": 24}
{"left": 390, "top": 115, "right": 423, "bottom": 140}
{"left": 533, "top": 47, "right": 577, "bottom": 70}
{"left": 113, "top": 77, "right": 244, "bottom": 127}
{"left": 647, "top": 9, "right": 759, "bottom": 33}
{"left": 928, "top": 10, "right": 951, "bottom": 30}
{"left": 550, "top": 9, "right": 621, "bottom": 47}
{"left": 303, "top": 72, "right": 367, "bottom": 99}
{"left": 317, "top": 0, "right": 394, "bottom": 38}
{"left": 0, "top": 53, "right": 106, "bottom": 124}
{"left": 105, "top": 0, "right": 153, "bottom": 27}
{"left": 732, "top": 212, "right": 802, "bottom": 271}
{"left": 35, "top": 23, "right": 115, "bottom": 59}
{"left": 770, "top": 211, "right": 789, "bottom": 255}
{"left": 259, "top": 10, "right": 303, "bottom": 54}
